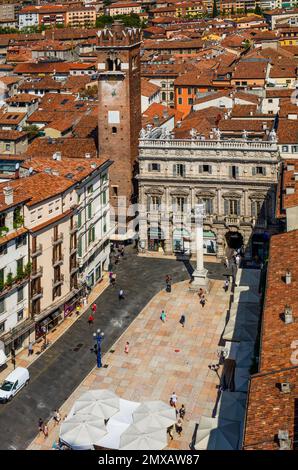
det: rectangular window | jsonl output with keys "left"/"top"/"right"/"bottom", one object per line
{"left": 78, "top": 235, "right": 83, "bottom": 257}
{"left": 87, "top": 185, "right": 93, "bottom": 194}
{"left": 17, "top": 309, "right": 23, "bottom": 322}
{"left": 0, "top": 299, "right": 5, "bottom": 315}
{"left": 224, "top": 199, "right": 240, "bottom": 216}
{"left": 282, "top": 145, "right": 289, "bottom": 152}
{"left": 178, "top": 87, "right": 182, "bottom": 94}
{"left": 292, "top": 145, "right": 298, "bottom": 153}
{"left": 178, "top": 98, "right": 182, "bottom": 105}
{"left": 148, "top": 196, "right": 161, "bottom": 211}
{"left": 17, "top": 257, "right": 24, "bottom": 274}
{"left": 173, "top": 164, "right": 185, "bottom": 177}
{"left": 0, "top": 244, "right": 7, "bottom": 256}
{"left": 88, "top": 226, "right": 95, "bottom": 246}
{"left": 102, "top": 191, "right": 107, "bottom": 205}
{"left": 78, "top": 211, "right": 82, "bottom": 228}
{"left": 16, "top": 234, "right": 26, "bottom": 248}
{"left": 0, "top": 321, "right": 4, "bottom": 332}
{"left": 88, "top": 203, "right": 92, "bottom": 219}
{"left": 199, "top": 198, "right": 213, "bottom": 214}
{"left": 253, "top": 166, "right": 266, "bottom": 176}
{"left": 174, "top": 197, "right": 186, "bottom": 213}
{"left": 95, "top": 263, "right": 101, "bottom": 281}
{"left": 199, "top": 165, "right": 212, "bottom": 174}
{"left": 230, "top": 166, "right": 239, "bottom": 179}
{"left": 148, "top": 163, "right": 161, "bottom": 172}
{"left": 17, "top": 287, "right": 23, "bottom": 303}
{"left": 112, "top": 186, "right": 118, "bottom": 197}
{"left": 188, "top": 98, "right": 193, "bottom": 105}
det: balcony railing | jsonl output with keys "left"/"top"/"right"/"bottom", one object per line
{"left": 139, "top": 138, "right": 278, "bottom": 152}
{"left": 31, "top": 244, "right": 42, "bottom": 257}
{"left": 51, "top": 233, "right": 63, "bottom": 245}
{"left": 52, "top": 255, "right": 64, "bottom": 267}
{"left": 225, "top": 216, "right": 241, "bottom": 227}
{"left": 70, "top": 223, "right": 78, "bottom": 235}
{"left": 52, "top": 275, "right": 64, "bottom": 288}
{"left": 31, "top": 266, "right": 43, "bottom": 280}
{"left": 31, "top": 288, "right": 43, "bottom": 301}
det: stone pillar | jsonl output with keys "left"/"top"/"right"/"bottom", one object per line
{"left": 190, "top": 203, "right": 209, "bottom": 291}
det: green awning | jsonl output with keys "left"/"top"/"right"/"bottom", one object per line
{"left": 203, "top": 231, "right": 216, "bottom": 238}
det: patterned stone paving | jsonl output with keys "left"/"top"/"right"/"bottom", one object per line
{"left": 28, "top": 278, "right": 230, "bottom": 450}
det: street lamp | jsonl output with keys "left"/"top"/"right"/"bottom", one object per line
{"left": 93, "top": 329, "right": 104, "bottom": 368}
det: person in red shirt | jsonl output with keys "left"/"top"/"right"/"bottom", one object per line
{"left": 92, "top": 303, "right": 97, "bottom": 313}
{"left": 88, "top": 314, "right": 94, "bottom": 325}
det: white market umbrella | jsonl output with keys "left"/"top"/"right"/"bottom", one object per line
{"left": 194, "top": 416, "right": 240, "bottom": 450}
{"left": 132, "top": 401, "right": 176, "bottom": 430}
{"left": 72, "top": 389, "right": 120, "bottom": 420}
{"left": 59, "top": 414, "right": 107, "bottom": 450}
{"left": 119, "top": 424, "right": 168, "bottom": 450}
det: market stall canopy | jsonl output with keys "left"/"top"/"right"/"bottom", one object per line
{"left": 71, "top": 389, "right": 120, "bottom": 420}
{"left": 59, "top": 414, "right": 107, "bottom": 450}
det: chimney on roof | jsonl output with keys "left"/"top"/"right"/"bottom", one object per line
{"left": 280, "top": 382, "right": 291, "bottom": 394}
{"left": 176, "top": 121, "right": 182, "bottom": 128}
{"left": 285, "top": 269, "right": 292, "bottom": 284}
{"left": 153, "top": 115, "right": 159, "bottom": 127}
{"left": 162, "top": 108, "right": 169, "bottom": 119}
{"left": 284, "top": 305, "right": 293, "bottom": 324}
{"left": 278, "top": 430, "right": 291, "bottom": 450}
{"left": 85, "top": 153, "right": 91, "bottom": 159}
{"left": 3, "top": 186, "right": 13, "bottom": 205}
{"left": 53, "top": 151, "right": 62, "bottom": 161}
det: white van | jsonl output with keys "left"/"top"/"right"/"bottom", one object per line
{"left": 0, "top": 367, "right": 30, "bottom": 403}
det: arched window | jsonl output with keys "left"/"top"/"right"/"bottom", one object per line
{"left": 161, "top": 92, "right": 166, "bottom": 101}
{"left": 112, "top": 127, "right": 117, "bottom": 134}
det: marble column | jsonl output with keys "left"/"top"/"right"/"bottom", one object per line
{"left": 190, "top": 203, "right": 209, "bottom": 291}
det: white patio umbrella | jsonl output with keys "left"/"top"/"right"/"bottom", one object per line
{"left": 132, "top": 401, "right": 176, "bottom": 431}
{"left": 217, "top": 392, "right": 247, "bottom": 422}
{"left": 194, "top": 416, "right": 240, "bottom": 450}
{"left": 59, "top": 414, "right": 107, "bottom": 450}
{"left": 119, "top": 424, "right": 168, "bottom": 450}
{"left": 72, "top": 389, "right": 120, "bottom": 420}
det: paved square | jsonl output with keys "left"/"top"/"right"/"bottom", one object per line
{"left": 29, "top": 279, "right": 230, "bottom": 450}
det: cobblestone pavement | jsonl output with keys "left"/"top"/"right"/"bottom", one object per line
{"left": 28, "top": 277, "right": 230, "bottom": 451}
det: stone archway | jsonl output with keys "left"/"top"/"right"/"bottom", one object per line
{"left": 225, "top": 231, "right": 243, "bottom": 258}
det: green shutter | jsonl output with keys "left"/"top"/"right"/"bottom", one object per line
{"left": 88, "top": 203, "right": 92, "bottom": 219}
{"left": 78, "top": 236, "right": 82, "bottom": 257}
{"left": 78, "top": 211, "right": 82, "bottom": 228}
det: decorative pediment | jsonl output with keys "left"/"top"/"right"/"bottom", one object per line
{"left": 249, "top": 192, "right": 266, "bottom": 200}
{"left": 170, "top": 189, "right": 190, "bottom": 197}
{"left": 144, "top": 187, "right": 164, "bottom": 195}
{"left": 196, "top": 190, "right": 215, "bottom": 198}
{"left": 222, "top": 192, "right": 241, "bottom": 199}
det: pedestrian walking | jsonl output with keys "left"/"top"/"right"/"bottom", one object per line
{"left": 224, "top": 257, "right": 229, "bottom": 269}
{"left": 179, "top": 404, "right": 186, "bottom": 420}
{"left": 236, "top": 254, "right": 241, "bottom": 267}
{"left": 224, "top": 279, "right": 229, "bottom": 292}
{"left": 38, "top": 418, "right": 44, "bottom": 433}
{"left": 167, "top": 425, "right": 174, "bottom": 441}
{"left": 124, "top": 341, "right": 129, "bottom": 354}
{"left": 76, "top": 304, "right": 81, "bottom": 316}
{"left": 170, "top": 392, "right": 177, "bottom": 408}
{"left": 111, "top": 273, "right": 116, "bottom": 286}
{"left": 118, "top": 289, "right": 125, "bottom": 300}
{"left": 88, "top": 314, "right": 94, "bottom": 326}
{"left": 43, "top": 423, "right": 49, "bottom": 438}
{"left": 53, "top": 409, "right": 61, "bottom": 424}
{"left": 28, "top": 342, "right": 33, "bottom": 356}
{"left": 120, "top": 246, "right": 125, "bottom": 257}
{"left": 160, "top": 310, "right": 166, "bottom": 322}
{"left": 175, "top": 419, "right": 183, "bottom": 436}
{"left": 200, "top": 295, "right": 206, "bottom": 308}
{"left": 198, "top": 288, "right": 204, "bottom": 298}
{"left": 92, "top": 303, "right": 97, "bottom": 314}
{"left": 179, "top": 314, "right": 185, "bottom": 327}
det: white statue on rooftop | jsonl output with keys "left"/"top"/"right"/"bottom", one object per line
{"left": 214, "top": 128, "right": 221, "bottom": 140}
{"left": 139, "top": 128, "right": 146, "bottom": 139}
{"left": 269, "top": 128, "right": 277, "bottom": 142}
{"left": 242, "top": 129, "right": 248, "bottom": 140}
{"left": 190, "top": 128, "right": 197, "bottom": 139}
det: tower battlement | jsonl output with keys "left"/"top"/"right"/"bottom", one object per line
{"left": 97, "top": 20, "right": 141, "bottom": 48}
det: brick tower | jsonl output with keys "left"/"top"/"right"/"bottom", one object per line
{"left": 97, "top": 21, "right": 142, "bottom": 212}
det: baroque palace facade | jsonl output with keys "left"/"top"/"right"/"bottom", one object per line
{"left": 137, "top": 128, "right": 280, "bottom": 260}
